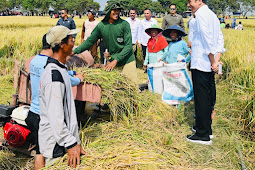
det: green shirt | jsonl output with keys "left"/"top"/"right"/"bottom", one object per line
{"left": 161, "top": 14, "right": 185, "bottom": 30}
{"left": 73, "top": 18, "right": 135, "bottom": 67}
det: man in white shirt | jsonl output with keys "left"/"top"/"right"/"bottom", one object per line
{"left": 186, "top": 0, "right": 224, "bottom": 145}
{"left": 188, "top": 15, "right": 225, "bottom": 119}
{"left": 138, "top": 8, "right": 158, "bottom": 60}
{"left": 187, "top": 15, "right": 195, "bottom": 48}
{"left": 125, "top": 8, "right": 140, "bottom": 59}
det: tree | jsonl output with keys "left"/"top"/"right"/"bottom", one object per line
{"left": 89, "top": 2, "right": 100, "bottom": 11}
{"left": 51, "top": 0, "right": 67, "bottom": 12}
{"left": 238, "top": 0, "right": 255, "bottom": 17}
{"left": 171, "top": 0, "right": 188, "bottom": 14}
{"left": 36, "top": 0, "right": 53, "bottom": 13}
{"left": 0, "top": 0, "right": 10, "bottom": 11}
{"left": 22, "top": 0, "right": 38, "bottom": 12}
{"left": 8, "top": 0, "right": 22, "bottom": 9}
{"left": 158, "top": 0, "right": 171, "bottom": 13}
{"left": 151, "top": 1, "right": 164, "bottom": 14}
{"left": 207, "top": 0, "right": 240, "bottom": 17}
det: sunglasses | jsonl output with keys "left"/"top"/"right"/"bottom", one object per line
{"left": 61, "top": 13, "right": 64, "bottom": 14}
{"left": 170, "top": 8, "right": 176, "bottom": 10}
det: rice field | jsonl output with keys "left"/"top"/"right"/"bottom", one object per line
{"left": 0, "top": 16, "right": 255, "bottom": 169}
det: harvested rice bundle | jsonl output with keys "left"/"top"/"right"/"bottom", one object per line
{"left": 76, "top": 67, "right": 141, "bottom": 120}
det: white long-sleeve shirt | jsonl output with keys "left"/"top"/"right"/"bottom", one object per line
{"left": 138, "top": 18, "right": 158, "bottom": 46}
{"left": 125, "top": 17, "right": 140, "bottom": 44}
{"left": 189, "top": 17, "right": 225, "bottom": 54}
{"left": 216, "top": 30, "right": 226, "bottom": 53}
{"left": 188, "top": 17, "right": 195, "bottom": 42}
{"left": 191, "top": 5, "right": 223, "bottom": 72}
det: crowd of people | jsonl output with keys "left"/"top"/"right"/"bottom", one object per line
{"left": 21, "top": 0, "right": 227, "bottom": 169}
{"left": 217, "top": 17, "right": 244, "bottom": 30}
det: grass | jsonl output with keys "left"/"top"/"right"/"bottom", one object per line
{"left": 0, "top": 16, "right": 255, "bottom": 169}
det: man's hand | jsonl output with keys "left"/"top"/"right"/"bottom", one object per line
{"left": 188, "top": 42, "right": 192, "bottom": 48}
{"left": 211, "top": 62, "right": 223, "bottom": 74}
{"left": 104, "top": 52, "right": 111, "bottom": 58}
{"left": 67, "top": 144, "right": 86, "bottom": 168}
{"left": 97, "top": 39, "right": 100, "bottom": 46}
{"left": 189, "top": 49, "right": 192, "bottom": 56}
{"left": 211, "top": 62, "right": 219, "bottom": 73}
{"left": 105, "top": 60, "right": 117, "bottom": 72}
{"left": 143, "top": 65, "right": 147, "bottom": 70}
{"left": 208, "top": 53, "right": 217, "bottom": 72}
{"left": 74, "top": 73, "right": 84, "bottom": 83}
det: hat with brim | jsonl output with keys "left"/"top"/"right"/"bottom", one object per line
{"left": 145, "top": 24, "right": 163, "bottom": 36}
{"left": 46, "top": 25, "right": 80, "bottom": 48}
{"left": 162, "top": 25, "right": 187, "bottom": 38}
{"left": 103, "top": 1, "right": 123, "bottom": 22}
{"left": 111, "top": 3, "right": 123, "bottom": 10}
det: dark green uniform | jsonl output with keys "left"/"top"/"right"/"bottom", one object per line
{"left": 73, "top": 18, "right": 135, "bottom": 67}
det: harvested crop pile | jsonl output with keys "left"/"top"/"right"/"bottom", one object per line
{"left": 37, "top": 67, "right": 182, "bottom": 169}
{"left": 77, "top": 67, "right": 142, "bottom": 121}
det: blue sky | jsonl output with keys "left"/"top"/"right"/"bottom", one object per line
{"left": 94, "top": 0, "right": 107, "bottom": 10}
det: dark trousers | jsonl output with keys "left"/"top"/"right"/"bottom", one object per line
{"left": 25, "top": 111, "right": 40, "bottom": 154}
{"left": 211, "top": 76, "right": 216, "bottom": 110}
{"left": 141, "top": 45, "right": 147, "bottom": 60}
{"left": 75, "top": 100, "right": 86, "bottom": 124}
{"left": 191, "top": 69, "right": 215, "bottom": 137}
{"left": 99, "top": 40, "right": 106, "bottom": 64}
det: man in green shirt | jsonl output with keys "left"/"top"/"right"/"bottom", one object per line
{"left": 161, "top": 4, "right": 185, "bottom": 30}
{"left": 73, "top": 1, "right": 137, "bottom": 83}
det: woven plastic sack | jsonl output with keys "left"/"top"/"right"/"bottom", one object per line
{"left": 147, "top": 62, "right": 164, "bottom": 94}
{"left": 162, "top": 62, "right": 193, "bottom": 105}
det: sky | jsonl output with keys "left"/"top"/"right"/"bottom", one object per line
{"left": 94, "top": 0, "right": 108, "bottom": 11}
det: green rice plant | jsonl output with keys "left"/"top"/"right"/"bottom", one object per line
{"left": 0, "top": 74, "right": 15, "bottom": 104}
{"left": 219, "top": 28, "right": 255, "bottom": 140}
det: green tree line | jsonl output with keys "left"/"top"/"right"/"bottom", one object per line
{"left": 0, "top": 0, "right": 255, "bottom": 17}
{"left": 0, "top": 0, "right": 100, "bottom": 14}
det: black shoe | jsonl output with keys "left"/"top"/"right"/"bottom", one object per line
{"left": 186, "top": 134, "right": 212, "bottom": 145}
{"left": 139, "top": 84, "right": 148, "bottom": 92}
{"left": 191, "top": 126, "right": 214, "bottom": 139}
{"left": 144, "top": 70, "right": 147, "bottom": 73}
{"left": 101, "top": 104, "right": 109, "bottom": 110}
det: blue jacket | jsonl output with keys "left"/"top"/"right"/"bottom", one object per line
{"left": 161, "top": 40, "right": 191, "bottom": 64}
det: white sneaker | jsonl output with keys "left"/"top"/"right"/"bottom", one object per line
{"left": 186, "top": 134, "right": 212, "bottom": 145}
{"left": 191, "top": 126, "right": 214, "bottom": 139}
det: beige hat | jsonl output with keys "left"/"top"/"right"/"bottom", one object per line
{"left": 46, "top": 25, "right": 80, "bottom": 47}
